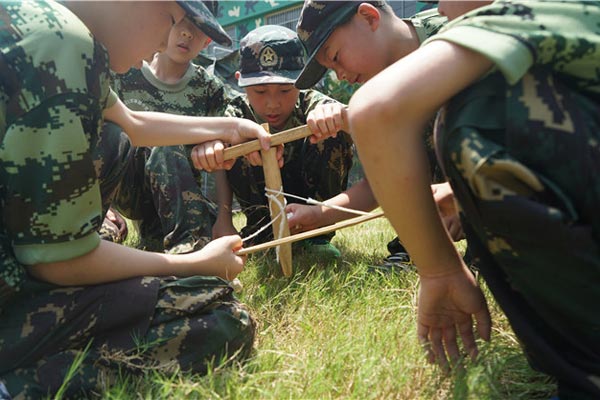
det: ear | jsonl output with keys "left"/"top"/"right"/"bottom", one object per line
{"left": 200, "top": 37, "right": 212, "bottom": 51}
{"left": 357, "top": 3, "right": 381, "bottom": 32}
{"left": 235, "top": 70, "right": 241, "bottom": 80}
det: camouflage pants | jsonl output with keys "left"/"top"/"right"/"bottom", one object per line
{"left": 227, "top": 132, "right": 354, "bottom": 243}
{"left": 93, "top": 122, "right": 134, "bottom": 243}
{"left": 0, "top": 276, "right": 254, "bottom": 399}
{"left": 112, "top": 144, "right": 214, "bottom": 253}
{"left": 436, "top": 70, "right": 600, "bottom": 399}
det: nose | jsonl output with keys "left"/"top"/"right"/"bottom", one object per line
{"left": 266, "top": 97, "right": 280, "bottom": 110}
{"left": 335, "top": 68, "right": 347, "bottom": 82}
{"left": 181, "top": 28, "right": 193, "bottom": 40}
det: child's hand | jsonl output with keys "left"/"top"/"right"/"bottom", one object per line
{"left": 431, "top": 183, "right": 464, "bottom": 241}
{"left": 286, "top": 203, "right": 322, "bottom": 234}
{"left": 105, "top": 207, "right": 128, "bottom": 240}
{"left": 244, "top": 144, "right": 284, "bottom": 168}
{"left": 417, "top": 263, "right": 491, "bottom": 370}
{"left": 189, "top": 235, "right": 245, "bottom": 280}
{"left": 191, "top": 140, "right": 236, "bottom": 171}
{"left": 231, "top": 118, "right": 272, "bottom": 149}
{"left": 307, "top": 103, "right": 349, "bottom": 144}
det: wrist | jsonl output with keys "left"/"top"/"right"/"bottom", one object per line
{"left": 414, "top": 251, "right": 465, "bottom": 279}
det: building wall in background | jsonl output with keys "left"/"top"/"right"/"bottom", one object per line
{"left": 215, "top": 1, "right": 429, "bottom": 50}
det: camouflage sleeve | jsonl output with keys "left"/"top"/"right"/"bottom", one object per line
{"left": 0, "top": 1, "right": 109, "bottom": 265}
{"left": 408, "top": 8, "right": 448, "bottom": 43}
{"left": 197, "top": 66, "right": 230, "bottom": 117}
{"left": 298, "top": 89, "right": 342, "bottom": 117}
{"left": 4, "top": 98, "right": 103, "bottom": 266}
{"left": 223, "top": 94, "right": 254, "bottom": 120}
{"left": 105, "top": 88, "right": 119, "bottom": 109}
{"left": 424, "top": 1, "right": 600, "bottom": 91}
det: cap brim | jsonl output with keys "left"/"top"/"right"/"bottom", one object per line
{"left": 176, "top": 1, "right": 232, "bottom": 47}
{"left": 295, "top": 4, "right": 359, "bottom": 89}
{"left": 238, "top": 69, "right": 301, "bottom": 88}
{"left": 294, "top": 57, "right": 327, "bottom": 90}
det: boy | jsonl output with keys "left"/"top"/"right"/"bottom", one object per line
{"left": 286, "top": 0, "right": 459, "bottom": 270}
{"left": 0, "top": 1, "right": 271, "bottom": 397}
{"left": 111, "top": 5, "right": 235, "bottom": 254}
{"left": 349, "top": 0, "right": 600, "bottom": 398}
{"left": 223, "top": 25, "right": 354, "bottom": 258}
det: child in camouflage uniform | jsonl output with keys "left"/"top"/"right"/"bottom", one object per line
{"left": 223, "top": 25, "right": 355, "bottom": 258}
{"left": 0, "top": 1, "right": 270, "bottom": 398}
{"left": 349, "top": 0, "right": 600, "bottom": 398}
{"left": 286, "top": 0, "right": 460, "bottom": 270}
{"left": 110, "top": 3, "right": 236, "bottom": 254}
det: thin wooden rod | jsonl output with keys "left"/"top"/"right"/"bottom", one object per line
{"left": 237, "top": 211, "right": 385, "bottom": 256}
{"left": 224, "top": 125, "right": 312, "bottom": 161}
{"left": 260, "top": 123, "right": 293, "bottom": 277}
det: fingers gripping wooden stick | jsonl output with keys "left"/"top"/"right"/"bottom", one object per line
{"left": 223, "top": 125, "right": 312, "bottom": 161}
{"left": 260, "top": 124, "right": 293, "bottom": 277}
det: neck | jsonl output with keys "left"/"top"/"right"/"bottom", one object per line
{"left": 386, "top": 16, "right": 421, "bottom": 67}
{"left": 149, "top": 53, "right": 191, "bottom": 84}
{"left": 63, "top": 1, "right": 100, "bottom": 35}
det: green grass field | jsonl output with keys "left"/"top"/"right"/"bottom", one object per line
{"left": 96, "top": 213, "right": 555, "bottom": 399}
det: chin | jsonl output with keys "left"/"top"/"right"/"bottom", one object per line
{"left": 109, "top": 63, "right": 131, "bottom": 74}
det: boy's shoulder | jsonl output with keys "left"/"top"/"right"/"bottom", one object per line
{"left": 1, "top": 1, "right": 111, "bottom": 116}
{"left": 408, "top": 8, "right": 448, "bottom": 42}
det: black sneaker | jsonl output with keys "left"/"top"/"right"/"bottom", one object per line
{"left": 370, "top": 251, "right": 415, "bottom": 273}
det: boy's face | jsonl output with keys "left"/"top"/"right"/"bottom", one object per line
{"left": 106, "top": 2, "right": 186, "bottom": 73}
{"left": 314, "top": 13, "right": 387, "bottom": 85}
{"left": 244, "top": 84, "right": 300, "bottom": 130}
{"left": 165, "top": 18, "right": 211, "bottom": 65}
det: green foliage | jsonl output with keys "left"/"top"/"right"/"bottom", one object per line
{"left": 317, "top": 70, "right": 361, "bottom": 105}
{"left": 103, "top": 214, "right": 555, "bottom": 399}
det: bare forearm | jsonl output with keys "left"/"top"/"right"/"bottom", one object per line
{"left": 348, "top": 40, "right": 493, "bottom": 276}
{"left": 215, "top": 170, "right": 233, "bottom": 219}
{"left": 118, "top": 111, "right": 240, "bottom": 147}
{"left": 103, "top": 99, "right": 270, "bottom": 149}
{"left": 27, "top": 240, "right": 222, "bottom": 286}
{"left": 319, "top": 178, "right": 378, "bottom": 225}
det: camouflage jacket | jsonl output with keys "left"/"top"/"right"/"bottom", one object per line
{"left": 0, "top": 1, "right": 115, "bottom": 304}
{"left": 112, "top": 61, "right": 230, "bottom": 117}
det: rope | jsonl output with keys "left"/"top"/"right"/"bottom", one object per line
{"left": 241, "top": 186, "right": 287, "bottom": 248}
{"left": 264, "top": 188, "right": 374, "bottom": 217}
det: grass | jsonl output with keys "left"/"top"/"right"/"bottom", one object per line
{"left": 98, "top": 213, "right": 555, "bottom": 399}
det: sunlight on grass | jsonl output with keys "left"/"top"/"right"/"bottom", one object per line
{"left": 102, "top": 212, "right": 555, "bottom": 399}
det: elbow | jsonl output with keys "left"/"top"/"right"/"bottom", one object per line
{"left": 28, "top": 263, "right": 75, "bottom": 286}
{"left": 348, "top": 85, "right": 404, "bottom": 145}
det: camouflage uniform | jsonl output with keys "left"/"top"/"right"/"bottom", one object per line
{"left": 0, "top": 2, "right": 254, "bottom": 398}
{"left": 429, "top": 1, "right": 600, "bottom": 398}
{"left": 111, "top": 63, "right": 231, "bottom": 253}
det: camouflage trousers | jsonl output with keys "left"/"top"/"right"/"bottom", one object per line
{"left": 112, "top": 143, "right": 215, "bottom": 253}
{"left": 436, "top": 70, "right": 600, "bottom": 399}
{"left": 0, "top": 275, "right": 255, "bottom": 399}
{"left": 227, "top": 131, "right": 354, "bottom": 243}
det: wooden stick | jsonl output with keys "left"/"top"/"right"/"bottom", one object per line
{"left": 260, "top": 124, "right": 293, "bottom": 277}
{"left": 237, "top": 211, "right": 384, "bottom": 256}
{"left": 224, "top": 125, "right": 312, "bottom": 161}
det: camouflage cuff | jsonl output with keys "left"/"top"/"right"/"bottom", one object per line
{"left": 13, "top": 232, "right": 101, "bottom": 265}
